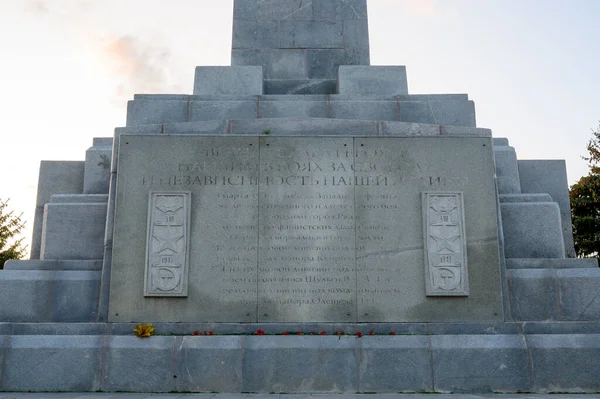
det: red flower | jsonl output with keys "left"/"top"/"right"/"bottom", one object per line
{"left": 340, "top": 331, "right": 345, "bottom": 336}
{"left": 369, "top": 330, "right": 375, "bottom": 336}
{"left": 297, "top": 332, "right": 303, "bottom": 335}
{"left": 283, "top": 331, "right": 288, "bottom": 335}
{"left": 356, "top": 331, "right": 363, "bottom": 338}
{"left": 334, "top": 331, "right": 339, "bottom": 335}
{"left": 389, "top": 331, "right": 396, "bottom": 335}
{"left": 192, "top": 331, "right": 199, "bottom": 336}
{"left": 209, "top": 331, "right": 214, "bottom": 336}
{"left": 256, "top": 329, "right": 266, "bottom": 335}
{"left": 320, "top": 331, "right": 327, "bottom": 335}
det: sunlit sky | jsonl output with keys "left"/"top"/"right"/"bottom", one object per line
{"left": 1, "top": 0, "right": 599, "bottom": 251}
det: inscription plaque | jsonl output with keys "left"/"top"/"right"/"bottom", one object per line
{"left": 144, "top": 192, "right": 191, "bottom": 297}
{"left": 423, "top": 192, "right": 468, "bottom": 296}
{"left": 110, "top": 135, "right": 503, "bottom": 323}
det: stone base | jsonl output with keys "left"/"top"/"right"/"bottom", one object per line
{"left": 1, "top": 325, "right": 600, "bottom": 393}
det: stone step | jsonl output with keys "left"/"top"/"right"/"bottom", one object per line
{"left": 3, "top": 259, "right": 103, "bottom": 271}
{"left": 507, "top": 268, "right": 600, "bottom": 321}
{"left": 506, "top": 258, "right": 598, "bottom": 269}
{"left": 0, "top": 333, "right": 598, "bottom": 392}
{"left": 0, "top": 270, "right": 100, "bottom": 322}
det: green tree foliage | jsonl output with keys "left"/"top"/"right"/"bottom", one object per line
{"left": 570, "top": 123, "right": 600, "bottom": 257}
{"left": 0, "top": 198, "right": 27, "bottom": 268}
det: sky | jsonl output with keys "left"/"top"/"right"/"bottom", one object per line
{"left": 1, "top": 0, "right": 599, "bottom": 252}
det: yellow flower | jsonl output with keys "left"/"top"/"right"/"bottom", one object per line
{"left": 133, "top": 323, "right": 154, "bottom": 338}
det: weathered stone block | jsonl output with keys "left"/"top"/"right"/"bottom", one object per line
{"left": 507, "top": 269, "right": 559, "bottom": 321}
{"left": 40, "top": 203, "right": 107, "bottom": 260}
{"left": 232, "top": 20, "right": 279, "bottom": 49}
{"left": 50, "top": 271, "right": 100, "bottom": 322}
{"left": 307, "top": 49, "right": 370, "bottom": 79}
{"left": 400, "top": 100, "right": 476, "bottom": 127}
{"left": 233, "top": 0, "right": 313, "bottom": 20}
{"left": 528, "top": 334, "right": 600, "bottom": 392}
{"left": 379, "top": 121, "right": 440, "bottom": 136}
{"left": 506, "top": 258, "right": 598, "bottom": 269}
{"left": 259, "top": 100, "right": 329, "bottom": 118}
{"left": 83, "top": 138, "right": 112, "bottom": 194}
{"left": 242, "top": 336, "right": 357, "bottom": 392}
{"left": 263, "top": 49, "right": 307, "bottom": 80}
{"left": 264, "top": 79, "right": 337, "bottom": 95}
{"left": 126, "top": 99, "right": 187, "bottom": 126}
{"left": 2, "top": 335, "right": 101, "bottom": 391}
{"left": 176, "top": 336, "right": 243, "bottom": 392}
{"left": 519, "top": 160, "right": 576, "bottom": 258}
{"left": 0, "top": 270, "right": 52, "bottom": 321}
{"left": 343, "top": 19, "right": 370, "bottom": 48}
{"left": 193, "top": 66, "right": 263, "bottom": 96}
{"left": 313, "top": 0, "right": 368, "bottom": 20}
{"left": 557, "top": 268, "right": 600, "bottom": 321}
{"left": 338, "top": 66, "right": 408, "bottom": 95}
{"left": 494, "top": 145, "right": 521, "bottom": 194}
{"left": 330, "top": 100, "right": 398, "bottom": 120}
{"left": 280, "top": 20, "right": 344, "bottom": 49}
{"left": 358, "top": 336, "right": 432, "bottom": 392}
{"left": 501, "top": 202, "right": 565, "bottom": 259}
{"left": 499, "top": 193, "right": 553, "bottom": 203}
{"left": 431, "top": 335, "right": 530, "bottom": 393}
{"left": 189, "top": 100, "right": 257, "bottom": 121}
{"left": 102, "top": 336, "right": 177, "bottom": 392}
{"left": 31, "top": 161, "right": 84, "bottom": 259}
{"left": 4, "top": 259, "right": 103, "bottom": 271}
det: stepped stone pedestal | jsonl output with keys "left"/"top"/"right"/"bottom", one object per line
{"left": 1, "top": 0, "right": 599, "bottom": 393}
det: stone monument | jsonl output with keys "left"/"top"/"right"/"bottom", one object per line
{"left": 0, "top": 0, "right": 599, "bottom": 393}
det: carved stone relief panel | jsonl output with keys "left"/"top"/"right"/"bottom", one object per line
{"left": 144, "top": 192, "right": 191, "bottom": 297}
{"left": 423, "top": 192, "right": 469, "bottom": 296}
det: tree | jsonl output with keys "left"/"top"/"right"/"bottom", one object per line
{"left": 0, "top": 198, "right": 27, "bottom": 268}
{"left": 570, "top": 123, "right": 600, "bottom": 258}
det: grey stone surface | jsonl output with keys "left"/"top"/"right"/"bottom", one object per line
{"left": 163, "top": 120, "right": 229, "bottom": 135}
{"left": 232, "top": 20, "right": 279, "bottom": 49}
{"left": 264, "top": 79, "right": 337, "bottom": 95}
{"left": 40, "top": 203, "right": 107, "bottom": 260}
{"left": 7, "top": 323, "right": 108, "bottom": 335}
{"left": 0, "top": 270, "right": 52, "bottom": 321}
{"left": 233, "top": 0, "right": 314, "bottom": 20}
{"left": 3, "top": 259, "right": 102, "bottom": 271}
{"left": 259, "top": 100, "right": 328, "bottom": 119}
{"left": 83, "top": 139, "right": 112, "bottom": 194}
{"left": 188, "top": 100, "right": 258, "bottom": 121}
{"left": 229, "top": 118, "right": 379, "bottom": 135}
{"left": 499, "top": 194, "right": 553, "bottom": 203}
{"left": 280, "top": 21, "right": 344, "bottom": 49}
{"left": 494, "top": 146, "right": 521, "bottom": 194}
{"left": 242, "top": 336, "right": 357, "bottom": 393}
{"left": 518, "top": 160, "right": 576, "bottom": 258}
{"left": 506, "top": 258, "right": 598, "bottom": 269}
{"left": 50, "top": 271, "right": 100, "bottom": 322}
{"left": 126, "top": 99, "right": 187, "bottom": 126}
{"left": 102, "top": 336, "right": 177, "bottom": 392}
{"left": 493, "top": 137, "right": 510, "bottom": 146}
{"left": 307, "top": 49, "right": 370, "bottom": 80}
{"left": 557, "top": 268, "right": 600, "bottom": 321}
{"left": 194, "top": 66, "right": 263, "bottom": 96}
{"left": 176, "top": 336, "right": 243, "bottom": 392}
{"left": 338, "top": 66, "right": 408, "bottom": 95}
{"left": 263, "top": 50, "right": 307, "bottom": 80}
{"left": 399, "top": 100, "right": 476, "bottom": 127}
{"left": 528, "top": 334, "right": 600, "bottom": 392}
{"left": 500, "top": 202, "right": 565, "bottom": 259}
{"left": 358, "top": 336, "right": 432, "bottom": 392}
{"left": 313, "top": 0, "right": 369, "bottom": 20}
{"left": 507, "top": 269, "right": 559, "bottom": 321}
{"left": 0, "top": 270, "right": 99, "bottom": 322}
{"left": 330, "top": 101, "right": 398, "bottom": 120}
{"left": 50, "top": 194, "right": 109, "bottom": 203}
{"left": 31, "top": 161, "right": 84, "bottom": 259}
{"left": 440, "top": 125, "right": 491, "bottom": 137}
{"left": 379, "top": 121, "right": 440, "bottom": 136}
{"left": 2, "top": 335, "right": 101, "bottom": 391}
{"left": 431, "top": 335, "right": 530, "bottom": 393}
